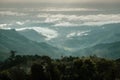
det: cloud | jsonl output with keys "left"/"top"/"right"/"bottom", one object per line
{"left": 0, "top": 24, "right": 12, "bottom": 29}
{"left": 37, "top": 8, "right": 98, "bottom": 12}
{"left": 16, "top": 27, "right": 58, "bottom": 40}
{"left": 71, "top": 14, "right": 120, "bottom": 26}
{"left": 37, "top": 14, "right": 49, "bottom": 18}
{"left": 67, "top": 32, "right": 76, "bottom": 38}
{"left": 37, "top": 13, "right": 120, "bottom": 27}
{"left": 0, "top": 11, "right": 27, "bottom": 16}
{"left": 54, "top": 22, "right": 78, "bottom": 27}
{"left": 81, "top": 21, "right": 120, "bottom": 26}
{"left": 0, "top": 24, "right": 7, "bottom": 28}
{"left": 16, "top": 22, "right": 24, "bottom": 25}
{"left": 45, "top": 17, "right": 60, "bottom": 23}
{"left": 15, "top": 20, "right": 30, "bottom": 25}
{"left": 67, "top": 30, "right": 90, "bottom": 38}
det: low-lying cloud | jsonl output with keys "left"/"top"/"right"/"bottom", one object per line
{"left": 16, "top": 27, "right": 58, "bottom": 40}
{"left": 16, "top": 22, "right": 25, "bottom": 25}
{"left": 36, "top": 8, "right": 98, "bottom": 12}
{"left": 37, "top": 13, "right": 120, "bottom": 27}
{"left": 0, "top": 24, "right": 12, "bottom": 29}
{"left": 67, "top": 30, "right": 90, "bottom": 38}
{"left": 0, "top": 11, "right": 27, "bottom": 16}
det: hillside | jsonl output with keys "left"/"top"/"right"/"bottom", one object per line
{"left": 62, "top": 23, "right": 120, "bottom": 50}
{"left": 0, "top": 29, "right": 63, "bottom": 59}
{"left": 74, "top": 41, "right": 120, "bottom": 59}
{"left": 18, "top": 29, "right": 46, "bottom": 42}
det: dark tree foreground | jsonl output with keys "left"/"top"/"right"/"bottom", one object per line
{"left": 0, "top": 54, "right": 120, "bottom": 80}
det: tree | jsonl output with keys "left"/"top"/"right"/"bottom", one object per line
{"left": 31, "top": 63, "right": 47, "bottom": 80}
{"left": 9, "top": 50, "right": 16, "bottom": 62}
{"left": 0, "top": 73, "right": 11, "bottom": 80}
{"left": 9, "top": 67, "right": 26, "bottom": 80}
{"left": 80, "top": 59, "right": 96, "bottom": 80}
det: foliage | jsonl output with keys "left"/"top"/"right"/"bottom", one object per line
{"left": 0, "top": 54, "right": 120, "bottom": 80}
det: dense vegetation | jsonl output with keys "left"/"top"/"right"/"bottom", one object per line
{"left": 0, "top": 51, "right": 120, "bottom": 80}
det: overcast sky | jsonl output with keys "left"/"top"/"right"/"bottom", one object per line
{"left": 0, "top": 0, "right": 120, "bottom": 9}
{"left": 0, "top": 0, "right": 120, "bottom": 3}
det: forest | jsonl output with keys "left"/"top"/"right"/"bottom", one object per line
{"left": 0, "top": 51, "right": 120, "bottom": 80}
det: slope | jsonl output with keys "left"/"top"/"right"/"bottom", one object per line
{"left": 73, "top": 41, "right": 120, "bottom": 59}
{"left": 0, "top": 29, "right": 63, "bottom": 59}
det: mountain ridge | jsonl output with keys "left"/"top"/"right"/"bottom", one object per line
{"left": 73, "top": 41, "right": 120, "bottom": 59}
{"left": 18, "top": 29, "right": 46, "bottom": 42}
{"left": 0, "top": 29, "right": 63, "bottom": 60}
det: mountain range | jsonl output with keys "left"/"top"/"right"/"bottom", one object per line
{"left": 73, "top": 41, "right": 120, "bottom": 59}
{"left": 0, "top": 29, "right": 64, "bottom": 60}
{"left": 0, "top": 23, "right": 120, "bottom": 60}
{"left": 18, "top": 29, "right": 46, "bottom": 42}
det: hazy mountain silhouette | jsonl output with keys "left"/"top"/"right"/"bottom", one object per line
{"left": 74, "top": 41, "right": 120, "bottom": 59}
{"left": 0, "top": 29, "right": 63, "bottom": 59}
{"left": 18, "top": 29, "right": 46, "bottom": 42}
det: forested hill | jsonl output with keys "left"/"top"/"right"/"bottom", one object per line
{"left": 0, "top": 29, "right": 64, "bottom": 59}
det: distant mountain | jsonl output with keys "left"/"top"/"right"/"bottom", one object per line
{"left": 0, "top": 29, "right": 63, "bottom": 60}
{"left": 18, "top": 29, "right": 46, "bottom": 42}
{"left": 62, "top": 23, "right": 120, "bottom": 50}
{"left": 73, "top": 41, "right": 120, "bottom": 59}
{"left": 13, "top": 23, "right": 120, "bottom": 52}
{"left": 0, "top": 51, "right": 10, "bottom": 61}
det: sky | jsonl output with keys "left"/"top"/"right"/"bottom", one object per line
{"left": 0, "top": 0, "right": 119, "bottom": 9}
{"left": 0, "top": 0, "right": 120, "bottom": 3}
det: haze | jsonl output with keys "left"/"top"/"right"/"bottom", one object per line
{"left": 1, "top": 0, "right": 120, "bottom": 3}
